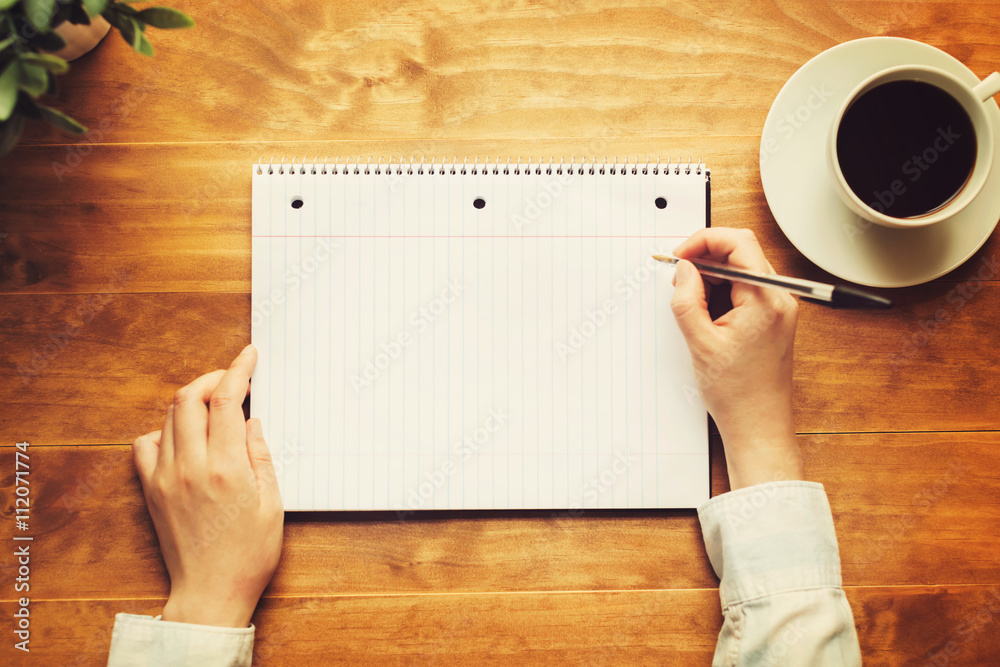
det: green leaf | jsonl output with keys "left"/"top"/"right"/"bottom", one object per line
{"left": 18, "top": 61, "right": 48, "bottom": 97}
{"left": 24, "top": 0, "right": 57, "bottom": 33}
{"left": 0, "top": 112, "right": 25, "bottom": 158}
{"left": 37, "top": 103, "right": 87, "bottom": 134}
{"left": 20, "top": 53, "right": 69, "bottom": 75}
{"left": 106, "top": 9, "right": 136, "bottom": 48}
{"left": 129, "top": 16, "right": 143, "bottom": 51}
{"left": 82, "top": 0, "right": 108, "bottom": 16}
{"left": 135, "top": 7, "right": 194, "bottom": 29}
{"left": 136, "top": 29, "right": 153, "bottom": 56}
{"left": 111, "top": 5, "right": 147, "bottom": 33}
{"left": 0, "top": 62, "right": 18, "bottom": 121}
{"left": 0, "top": 36, "right": 18, "bottom": 54}
{"left": 0, "top": 0, "right": 21, "bottom": 11}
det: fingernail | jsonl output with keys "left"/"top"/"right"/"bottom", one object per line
{"left": 241, "top": 344, "right": 254, "bottom": 355}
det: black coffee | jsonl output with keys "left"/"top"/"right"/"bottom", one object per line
{"left": 836, "top": 80, "right": 976, "bottom": 218}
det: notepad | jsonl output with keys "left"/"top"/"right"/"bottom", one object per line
{"left": 251, "top": 159, "right": 710, "bottom": 511}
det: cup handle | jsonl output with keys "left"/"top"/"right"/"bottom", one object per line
{"left": 975, "top": 72, "right": 1000, "bottom": 102}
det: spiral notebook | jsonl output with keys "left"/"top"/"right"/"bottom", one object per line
{"left": 251, "top": 158, "right": 710, "bottom": 512}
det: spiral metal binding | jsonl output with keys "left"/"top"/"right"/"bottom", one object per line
{"left": 256, "top": 156, "right": 706, "bottom": 176}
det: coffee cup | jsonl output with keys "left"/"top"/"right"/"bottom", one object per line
{"left": 828, "top": 65, "right": 1000, "bottom": 229}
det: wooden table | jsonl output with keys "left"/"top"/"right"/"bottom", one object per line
{"left": 2, "top": 1, "right": 999, "bottom": 663}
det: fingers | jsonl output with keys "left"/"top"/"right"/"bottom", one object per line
{"left": 132, "top": 430, "right": 161, "bottom": 485}
{"left": 246, "top": 418, "right": 283, "bottom": 513}
{"left": 172, "top": 368, "right": 227, "bottom": 462}
{"left": 670, "top": 259, "right": 715, "bottom": 345}
{"left": 674, "top": 228, "right": 781, "bottom": 310}
{"left": 163, "top": 346, "right": 256, "bottom": 468}
{"left": 207, "top": 345, "right": 258, "bottom": 457}
{"left": 673, "top": 228, "right": 772, "bottom": 273}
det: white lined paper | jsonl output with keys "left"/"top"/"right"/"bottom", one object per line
{"left": 251, "top": 161, "right": 710, "bottom": 511}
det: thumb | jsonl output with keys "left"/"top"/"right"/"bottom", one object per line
{"left": 246, "top": 418, "right": 283, "bottom": 511}
{"left": 670, "top": 259, "right": 714, "bottom": 344}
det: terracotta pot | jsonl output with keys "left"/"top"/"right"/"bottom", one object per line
{"left": 50, "top": 16, "right": 112, "bottom": 61}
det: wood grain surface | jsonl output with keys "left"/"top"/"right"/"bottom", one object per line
{"left": 2, "top": 0, "right": 999, "bottom": 664}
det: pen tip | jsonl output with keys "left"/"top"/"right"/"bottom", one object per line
{"left": 652, "top": 255, "right": 670, "bottom": 263}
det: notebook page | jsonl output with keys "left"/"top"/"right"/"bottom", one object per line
{"left": 251, "top": 161, "right": 709, "bottom": 511}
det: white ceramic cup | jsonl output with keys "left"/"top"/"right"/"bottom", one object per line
{"left": 828, "top": 66, "right": 1000, "bottom": 229}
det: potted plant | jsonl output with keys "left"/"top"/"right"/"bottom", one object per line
{"left": 0, "top": 0, "right": 193, "bottom": 157}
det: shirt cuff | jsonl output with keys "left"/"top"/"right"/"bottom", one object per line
{"left": 697, "top": 480, "right": 844, "bottom": 611}
{"left": 107, "top": 613, "right": 255, "bottom": 667}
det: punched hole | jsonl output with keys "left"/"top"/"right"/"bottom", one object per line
{"left": 473, "top": 197, "right": 486, "bottom": 210}
{"left": 654, "top": 197, "right": 667, "bottom": 210}
{"left": 291, "top": 196, "right": 304, "bottom": 209}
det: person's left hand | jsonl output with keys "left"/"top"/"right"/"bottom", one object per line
{"left": 132, "top": 344, "right": 283, "bottom": 628}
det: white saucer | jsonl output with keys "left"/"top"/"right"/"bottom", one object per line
{"left": 759, "top": 37, "right": 1000, "bottom": 287}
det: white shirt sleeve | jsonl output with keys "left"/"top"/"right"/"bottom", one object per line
{"left": 698, "top": 480, "right": 862, "bottom": 666}
{"left": 106, "top": 613, "right": 254, "bottom": 667}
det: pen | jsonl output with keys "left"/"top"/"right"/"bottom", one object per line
{"left": 652, "top": 255, "right": 893, "bottom": 309}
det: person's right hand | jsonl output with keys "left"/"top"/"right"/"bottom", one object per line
{"left": 669, "top": 228, "right": 804, "bottom": 490}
